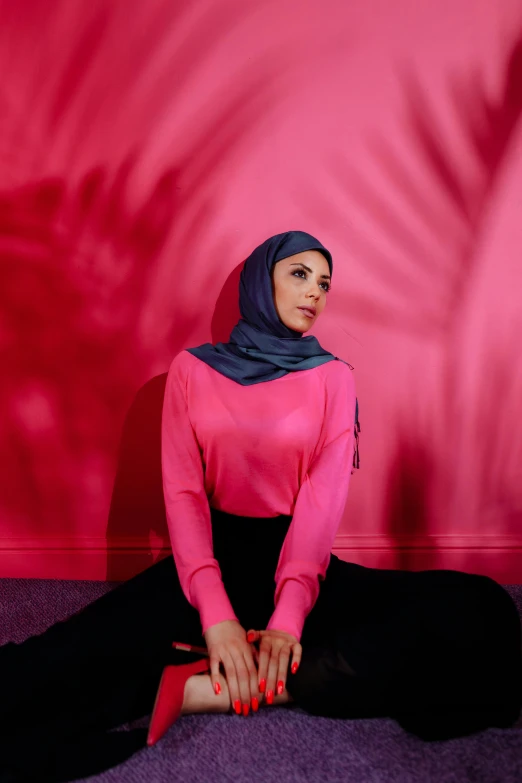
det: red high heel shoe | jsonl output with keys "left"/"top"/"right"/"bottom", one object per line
{"left": 147, "top": 644, "right": 211, "bottom": 746}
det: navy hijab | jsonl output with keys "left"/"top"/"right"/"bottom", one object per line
{"left": 185, "top": 230, "right": 360, "bottom": 469}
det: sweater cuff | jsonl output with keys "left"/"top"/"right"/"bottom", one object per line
{"left": 266, "top": 580, "right": 310, "bottom": 642}
{"left": 189, "top": 567, "right": 239, "bottom": 635}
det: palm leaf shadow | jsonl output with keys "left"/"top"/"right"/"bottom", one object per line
{"left": 379, "top": 37, "right": 522, "bottom": 546}
{"left": 0, "top": 0, "right": 336, "bottom": 564}
{"left": 312, "top": 33, "right": 522, "bottom": 337}
{"left": 329, "top": 34, "right": 522, "bottom": 555}
{"left": 302, "top": 33, "right": 522, "bottom": 561}
{"left": 455, "top": 330, "right": 522, "bottom": 530}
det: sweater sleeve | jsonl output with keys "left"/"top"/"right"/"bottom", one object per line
{"left": 266, "top": 363, "right": 356, "bottom": 641}
{"left": 161, "top": 352, "right": 239, "bottom": 634}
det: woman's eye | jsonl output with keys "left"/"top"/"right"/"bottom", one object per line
{"left": 292, "top": 269, "right": 330, "bottom": 292}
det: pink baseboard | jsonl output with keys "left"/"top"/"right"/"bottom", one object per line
{"left": 0, "top": 534, "right": 520, "bottom": 583}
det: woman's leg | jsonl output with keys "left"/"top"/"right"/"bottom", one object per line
{"left": 286, "top": 558, "right": 522, "bottom": 740}
{"left": 180, "top": 670, "right": 293, "bottom": 715}
{"left": 0, "top": 554, "right": 204, "bottom": 779}
{"left": 392, "top": 570, "right": 522, "bottom": 740}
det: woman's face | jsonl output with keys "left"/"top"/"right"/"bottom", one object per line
{"left": 271, "top": 250, "right": 331, "bottom": 333}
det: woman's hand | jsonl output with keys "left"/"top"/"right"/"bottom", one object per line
{"left": 246, "top": 628, "right": 302, "bottom": 704}
{"left": 203, "top": 620, "right": 260, "bottom": 716}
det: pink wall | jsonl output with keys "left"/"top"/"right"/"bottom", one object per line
{"left": 1, "top": 0, "right": 521, "bottom": 581}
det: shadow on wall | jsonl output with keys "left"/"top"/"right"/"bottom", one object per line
{"left": 1, "top": 0, "right": 308, "bottom": 542}
{"left": 0, "top": 166, "right": 179, "bottom": 538}
{"left": 384, "top": 437, "right": 435, "bottom": 571}
{"left": 105, "top": 371, "right": 168, "bottom": 579}
{"left": 105, "top": 262, "right": 244, "bottom": 579}
{"left": 320, "top": 34, "right": 522, "bottom": 337}
{"left": 314, "top": 31, "right": 522, "bottom": 566}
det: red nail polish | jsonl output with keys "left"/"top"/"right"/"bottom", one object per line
{"left": 243, "top": 703, "right": 249, "bottom": 716}
{"left": 247, "top": 631, "right": 255, "bottom": 643}
{"left": 266, "top": 690, "right": 274, "bottom": 705}
{"left": 291, "top": 662, "right": 299, "bottom": 674}
{"left": 215, "top": 682, "right": 221, "bottom": 695}
{"left": 234, "top": 700, "right": 241, "bottom": 714}
{"left": 277, "top": 680, "right": 284, "bottom": 695}
{"left": 259, "top": 678, "right": 266, "bottom": 693}
{"left": 252, "top": 697, "right": 259, "bottom": 712}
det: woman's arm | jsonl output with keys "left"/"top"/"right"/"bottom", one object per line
{"left": 266, "top": 362, "right": 357, "bottom": 641}
{"left": 162, "top": 352, "right": 239, "bottom": 634}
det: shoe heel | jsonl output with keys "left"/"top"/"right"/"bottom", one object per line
{"left": 172, "top": 641, "right": 208, "bottom": 656}
{"left": 147, "top": 657, "right": 210, "bottom": 746}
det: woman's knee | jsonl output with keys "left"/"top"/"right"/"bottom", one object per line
{"left": 285, "top": 645, "right": 359, "bottom": 717}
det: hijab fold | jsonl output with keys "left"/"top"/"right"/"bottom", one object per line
{"left": 185, "top": 230, "right": 360, "bottom": 469}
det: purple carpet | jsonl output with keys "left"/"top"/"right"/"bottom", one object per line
{"left": 1, "top": 578, "right": 521, "bottom": 783}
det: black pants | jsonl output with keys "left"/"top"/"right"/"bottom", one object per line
{"left": 0, "top": 507, "right": 520, "bottom": 781}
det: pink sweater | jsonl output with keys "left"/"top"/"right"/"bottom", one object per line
{"left": 162, "top": 349, "right": 356, "bottom": 641}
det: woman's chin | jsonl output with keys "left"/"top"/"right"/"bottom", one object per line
{"left": 288, "top": 320, "right": 309, "bottom": 333}
{"left": 279, "top": 312, "right": 316, "bottom": 333}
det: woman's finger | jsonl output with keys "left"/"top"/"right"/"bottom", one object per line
{"left": 257, "top": 637, "right": 271, "bottom": 699}
{"left": 265, "top": 643, "right": 281, "bottom": 705}
{"left": 250, "top": 644, "right": 260, "bottom": 666}
{"left": 244, "top": 648, "right": 260, "bottom": 712}
{"left": 276, "top": 646, "right": 291, "bottom": 696}
{"left": 221, "top": 649, "right": 241, "bottom": 715}
{"left": 209, "top": 650, "right": 222, "bottom": 696}
{"left": 290, "top": 642, "right": 303, "bottom": 675}
{"left": 246, "top": 629, "right": 261, "bottom": 675}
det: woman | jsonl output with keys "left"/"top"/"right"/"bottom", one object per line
{"left": 0, "top": 231, "right": 520, "bottom": 782}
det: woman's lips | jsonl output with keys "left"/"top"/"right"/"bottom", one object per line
{"left": 298, "top": 307, "right": 315, "bottom": 318}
